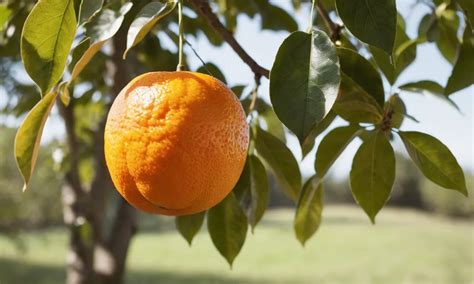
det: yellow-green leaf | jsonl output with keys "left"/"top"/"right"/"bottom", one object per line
{"left": 15, "top": 92, "right": 58, "bottom": 191}
{"left": 233, "top": 155, "right": 269, "bottom": 230}
{"left": 123, "top": 0, "right": 178, "bottom": 59}
{"left": 207, "top": 193, "right": 248, "bottom": 267}
{"left": 333, "top": 74, "right": 384, "bottom": 124}
{"left": 350, "top": 131, "right": 395, "bottom": 223}
{"left": 175, "top": 211, "right": 206, "bottom": 245}
{"left": 315, "top": 125, "right": 360, "bottom": 178}
{"left": 70, "top": 2, "right": 133, "bottom": 82}
{"left": 21, "top": 0, "right": 77, "bottom": 95}
{"left": 445, "top": 23, "right": 474, "bottom": 95}
{"left": 399, "top": 131, "right": 467, "bottom": 196}
{"left": 254, "top": 127, "right": 302, "bottom": 202}
{"left": 294, "top": 175, "right": 323, "bottom": 246}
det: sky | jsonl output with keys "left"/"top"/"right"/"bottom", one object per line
{"left": 180, "top": 0, "right": 474, "bottom": 178}
{"left": 2, "top": 0, "right": 472, "bottom": 179}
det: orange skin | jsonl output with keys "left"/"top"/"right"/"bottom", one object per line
{"left": 104, "top": 72, "right": 249, "bottom": 216}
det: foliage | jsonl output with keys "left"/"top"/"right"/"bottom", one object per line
{"left": 0, "top": 0, "right": 471, "bottom": 268}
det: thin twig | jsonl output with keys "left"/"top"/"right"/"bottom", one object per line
{"left": 315, "top": 2, "right": 343, "bottom": 41}
{"left": 177, "top": 0, "right": 185, "bottom": 71}
{"left": 188, "top": 0, "right": 270, "bottom": 80}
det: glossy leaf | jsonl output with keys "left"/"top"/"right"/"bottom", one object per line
{"left": 15, "top": 92, "right": 58, "bottom": 191}
{"left": 336, "top": 0, "right": 396, "bottom": 53}
{"left": 294, "top": 176, "right": 323, "bottom": 246}
{"left": 254, "top": 127, "right": 302, "bottom": 201}
{"left": 333, "top": 74, "right": 384, "bottom": 123}
{"left": 350, "top": 131, "right": 395, "bottom": 223}
{"left": 78, "top": 0, "right": 103, "bottom": 26}
{"left": 315, "top": 125, "right": 360, "bottom": 178}
{"left": 337, "top": 47, "right": 385, "bottom": 106}
{"left": 399, "top": 80, "right": 459, "bottom": 110}
{"left": 234, "top": 155, "right": 269, "bottom": 230}
{"left": 399, "top": 131, "right": 467, "bottom": 196}
{"left": 124, "top": 0, "right": 177, "bottom": 58}
{"left": 270, "top": 29, "right": 340, "bottom": 144}
{"left": 175, "top": 211, "right": 206, "bottom": 245}
{"left": 301, "top": 110, "right": 337, "bottom": 158}
{"left": 445, "top": 24, "right": 474, "bottom": 95}
{"left": 70, "top": 2, "right": 133, "bottom": 82}
{"left": 207, "top": 193, "right": 248, "bottom": 267}
{"left": 21, "top": 0, "right": 77, "bottom": 94}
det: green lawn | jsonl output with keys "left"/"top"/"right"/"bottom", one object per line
{"left": 1, "top": 206, "right": 472, "bottom": 284}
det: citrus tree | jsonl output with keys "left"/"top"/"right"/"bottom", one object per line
{"left": 1, "top": 0, "right": 472, "bottom": 283}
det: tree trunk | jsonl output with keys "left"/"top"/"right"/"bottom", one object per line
{"left": 60, "top": 20, "right": 137, "bottom": 284}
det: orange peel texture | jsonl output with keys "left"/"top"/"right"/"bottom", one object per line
{"left": 104, "top": 72, "right": 249, "bottom": 216}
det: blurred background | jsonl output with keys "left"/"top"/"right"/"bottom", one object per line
{"left": 0, "top": 0, "right": 473, "bottom": 283}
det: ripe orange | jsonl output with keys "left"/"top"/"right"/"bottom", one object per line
{"left": 104, "top": 71, "right": 249, "bottom": 216}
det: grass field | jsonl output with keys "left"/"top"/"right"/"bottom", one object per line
{"left": 0, "top": 206, "right": 472, "bottom": 284}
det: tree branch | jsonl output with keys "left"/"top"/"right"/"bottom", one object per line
{"left": 57, "top": 100, "right": 87, "bottom": 200}
{"left": 188, "top": 0, "right": 270, "bottom": 80}
{"left": 315, "top": 2, "right": 343, "bottom": 41}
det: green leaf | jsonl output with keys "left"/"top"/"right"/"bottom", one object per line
{"left": 197, "top": 62, "right": 227, "bottom": 84}
{"left": 399, "top": 131, "right": 467, "bottom": 196}
{"left": 15, "top": 92, "right": 58, "bottom": 191}
{"left": 270, "top": 29, "right": 340, "bottom": 144}
{"left": 0, "top": 4, "right": 12, "bottom": 31}
{"left": 336, "top": 0, "right": 396, "bottom": 53}
{"left": 175, "top": 211, "right": 206, "bottom": 245}
{"left": 350, "top": 131, "right": 395, "bottom": 223}
{"left": 254, "top": 127, "right": 302, "bottom": 201}
{"left": 260, "top": 108, "right": 286, "bottom": 143}
{"left": 370, "top": 22, "right": 418, "bottom": 85}
{"left": 70, "top": 2, "right": 133, "bottom": 82}
{"left": 315, "top": 125, "right": 360, "bottom": 178}
{"left": 301, "top": 110, "right": 337, "bottom": 158}
{"left": 436, "top": 6, "right": 460, "bottom": 64}
{"left": 21, "top": 0, "right": 77, "bottom": 94}
{"left": 333, "top": 73, "right": 384, "bottom": 124}
{"left": 337, "top": 47, "right": 385, "bottom": 107}
{"left": 294, "top": 175, "right": 323, "bottom": 246}
{"left": 231, "top": 85, "right": 246, "bottom": 99}
{"left": 78, "top": 0, "right": 103, "bottom": 26}
{"left": 124, "top": 0, "right": 177, "bottom": 58}
{"left": 207, "top": 193, "right": 248, "bottom": 267}
{"left": 399, "top": 80, "right": 459, "bottom": 110}
{"left": 234, "top": 155, "right": 269, "bottom": 230}
{"left": 458, "top": 0, "right": 474, "bottom": 26}
{"left": 384, "top": 94, "right": 405, "bottom": 129}
{"left": 445, "top": 24, "right": 474, "bottom": 95}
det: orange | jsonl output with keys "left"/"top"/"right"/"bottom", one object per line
{"left": 104, "top": 71, "right": 249, "bottom": 216}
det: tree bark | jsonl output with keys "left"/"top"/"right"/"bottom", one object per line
{"left": 60, "top": 16, "right": 137, "bottom": 284}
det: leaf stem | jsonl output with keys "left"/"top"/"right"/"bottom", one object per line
{"left": 308, "top": 0, "right": 316, "bottom": 32}
{"left": 177, "top": 0, "right": 185, "bottom": 71}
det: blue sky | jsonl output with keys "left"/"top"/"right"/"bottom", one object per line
{"left": 181, "top": 0, "right": 473, "bottom": 178}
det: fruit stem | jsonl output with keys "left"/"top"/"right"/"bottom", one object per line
{"left": 177, "top": 0, "right": 185, "bottom": 71}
